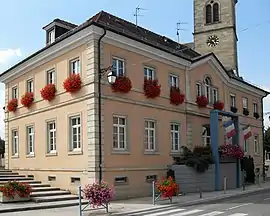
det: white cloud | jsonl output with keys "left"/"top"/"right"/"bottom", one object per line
{"left": 0, "top": 48, "right": 22, "bottom": 64}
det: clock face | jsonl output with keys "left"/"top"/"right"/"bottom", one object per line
{"left": 207, "top": 35, "right": 220, "bottom": 47}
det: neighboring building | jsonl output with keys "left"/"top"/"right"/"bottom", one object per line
{"left": 0, "top": 0, "right": 268, "bottom": 198}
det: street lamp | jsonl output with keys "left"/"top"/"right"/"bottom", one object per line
{"left": 98, "top": 65, "right": 116, "bottom": 183}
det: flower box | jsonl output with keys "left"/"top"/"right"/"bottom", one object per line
{"left": 243, "top": 108, "right": 249, "bottom": 116}
{"left": 196, "top": 95, "right": 208, "bottom": 108}
{"left": 40, "top": 84, "right": 56, "bottom": 101}
{"left": 7, "top": 98, "right": 18, "bottom": 112}
{"left": 21, "top": 92, "right": 34, "bottom": 108}
{"left": 253, "top": 112, "right": 259, "bottom": 119}
{"left": 111, "top": 76, "right": 132, "bottom": 93}
{"left": 143, "top": 78, "right": 161, "bottom": 98}
{"left": 170, "top": 87, "right": 185, "bottom": 105}
{"left": 0, "top": 192, "right": 30, "bottom": 203}
{"left": 63, "top": 74, "right": 82, "bottom": 93}
{"left": 219, "top": 144, "right": 244, "bottom": 159}
{"left": 213, "top": 100, "right": 224, "bottom": 110}
{"left": 230, "top": 106, "right": 237, "bottom": 113}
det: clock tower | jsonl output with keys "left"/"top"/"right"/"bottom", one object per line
{"left": 193, "top": 0, "right": 239, "bottom": 75}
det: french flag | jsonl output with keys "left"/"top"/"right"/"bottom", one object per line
{"left": 243, "top": 125, "right": 252, "bottom": 140}
{"left": 223, "top": 120, "right": 236, "bottom": 139}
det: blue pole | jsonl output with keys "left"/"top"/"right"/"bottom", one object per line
{"left": 235, "top": 118, "right": 241, "bottom": 188}
{"left": 78, "top": 186, "right": 82, "bottom": 216}
{"left": 210, "top": 110, "right": 220, "bottom": 191}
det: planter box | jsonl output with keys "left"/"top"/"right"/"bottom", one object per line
{"left": 0, "top": 192, "right": 30, "bottom": 203}
{"left": 220, "top": 157, "right": 237, "bottom": 163}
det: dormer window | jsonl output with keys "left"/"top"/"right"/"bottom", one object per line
{"left": 48, "top": 29, "right": 55, "bottom": 44}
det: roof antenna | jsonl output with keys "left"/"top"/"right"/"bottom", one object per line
{"left": 176, "top": 21, "right": 188, "bottom": 43}
{"left": 134, "top": 6, "right": 147, "bottom": 27}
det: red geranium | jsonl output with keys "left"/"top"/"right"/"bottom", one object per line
{"left": 40, "top": 84, "right": 56, "bottom": 101}
{"left": 21, "top": 92, "right": 34, "bottom": 108}
{"left": 196, "top": 95, "right": 208, "bottom": 108}
{"left": 7, "top": 98, "right": 18, "bottom": 112}
{"left": 0, "top": 181, "right": 31, "bottom": 199}
{"left": 213, "top": 100, "right": 224, "bottom": 110}
{"left": 143, "top": 78, "right": 161, "bottom": 98}
{"left": 170, "top": 87, "right": 185, "bottom": 105}
{"left": 219, "top": 144, "right": 244, "bottom": 159}
{"left": 63, "top": 74, "right": 82, "bottom": 93}
{"left": 155, "top": 176, "right": 178, "bottom": 199}
{"left": 111, "top": 76, "right": 132, "bottom": 93}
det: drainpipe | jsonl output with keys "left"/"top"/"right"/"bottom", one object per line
{"left": 97, "top": 27, "right": 107, "bottom": 183}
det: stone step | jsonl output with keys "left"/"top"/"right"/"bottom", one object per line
{"left": 0, "top": 170, "right": 12, "bottom": 173}
{"left": 0, "top": 175, "right": 25, "bottom": 178}
{"left": 0, "top": 177, "right": 33, "bottom": 181}
{"left": 31, "top": 187, "right": 60, "bottom": 192}
{"left": 31, "top": 190, "right": 71, "bottom": 197}
{"left": 29, "top": 183, "right": 51, "bottom": 188}
{"left": 0, "top": 172, "right": 18, "bottom": 175}
{"left": 0, "top": 180, "right": 41, "bottom": 185}
{"left": 32, "top": 194, "right": 79, "bottom": 203}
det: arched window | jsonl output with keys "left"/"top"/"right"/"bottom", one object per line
{"left": 213, "top": 3, "right": 220, "bottom": 22}
{"left": 204, "top": 77, "right": 211, "bottom": 101}
{"left": 206, "top": 4, "right": 212, "bottom": 24}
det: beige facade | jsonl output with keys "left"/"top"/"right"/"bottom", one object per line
{"left": 0, "top": 7, "right": 268, "bottom": 199}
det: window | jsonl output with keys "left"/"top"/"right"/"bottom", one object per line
{"left": 26, "top": 126, "right": 34, "bottom": 155}
{"left": 70, "top": 58, "right": 80, "bottom": 74}
{"left": 12, "top": 86, "right": 18, "bottom": 99}
{"left": 254, "top": 135, "right": 259, "bottom": 154}
{"left": 169, "top": 75, "right": 179, "bottom": 88}
{"left": 212, "top": 88, "right": 218, "bottom": 103}
{"left": 213, "top": 3, "right": 220, "bottom": 22}
{"left": 70, "top": 116, "right": 81, "bottom": 151}
{"left": 230, "top": 94, "right": 236, "bottom": 107}
{"left": 196, "top": 83, "right": 202, "bottom": 97}
{"left": 48, "top": 29, "right": 55, "bottom": 44}
{"left": 113, "top": 116, "right": 127, "bottom": 150}
{"left": 204, "top": 77, "right": 211, "bottom": 102}
{"left": 12, "top": 130, "right": 19, "bottom": 156}
{"left": 206, "top": 4, "right": 212, "bottom": 24}
{"left": 171, "top": 123, "right": 180, "bottom": 151}
{"left": 47, "top": 121, "right": 56, "bottom": 153}
{"left": 253, "top": 102, "right": 258, "bottom": 113}
{"left": 202, "top": 125, "right": 210, "bottom": 146}
{"left": 144, "top": 120, "right": 156, "bottom": 151}
{"left": 112, "top": 58, "right": 124, "bottom": 77}
{"left": 244, "top": 140, "right": 248, "bottom": 153}
{"left": 27, "top": 79, "right": 34, "bottom": 93}
{"left": 144, "top": 67, "right": 155, "bottom": 80}
{"left": 47, "top": 69, "right": 55, "bottom": 84}
{"left": 242, "top": 97, "right": 248, "bottom": 109}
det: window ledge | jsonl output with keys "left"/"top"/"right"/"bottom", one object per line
{"left": 144, "top": 151, "right": 160, "bottom": 155}
{"left": 46, "top": 152, "right": 58, "bottom": 157}
{"left": 170, "top": 151, "right": 180, "bottom": 156}
{"left": 68, "top": 151, "right": 83, "bottom": 156}
{"left": 26, "top": 154, "right": 35, "bottom": 158}
{"left": 11, "top": 155, "right": 19, "bottom": 159}
{"left": 111, "top": 150, "right": 130, "bottom": 155}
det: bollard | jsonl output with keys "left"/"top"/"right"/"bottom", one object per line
{"left": 78, "top": 186, "right": 82, "bottom": 216}
{"left": 242, "top": 171, "right": 246, "bottom": 191}
{"left": 152, "top": 181, "right": 155, "bottom": 205}
{"left": 257, "top": 174, "right": 260, "bottom": 187}
{"left": 223, "top": 176, "right": 227, "bottom": 194}
{"left": 199, "top": 187, "right": 202, "bottom": 199}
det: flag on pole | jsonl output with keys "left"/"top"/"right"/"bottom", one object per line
{"left": 243, "top": 125, "right": 252, "bottom": 140}
{"left": 223, "top": 119, "right": 236, "bottom": 139}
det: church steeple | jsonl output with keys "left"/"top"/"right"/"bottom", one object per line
{"left": 193, "top": 0, "right": 239, "bottom": 76}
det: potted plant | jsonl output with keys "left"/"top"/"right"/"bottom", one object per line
{"left": 196, "top": 95, "right": 208, "bottom": 108}
{"left": 7, "top": 98, "right": 18, "bottom": 112}
{"left": 40, "top": 84, "right": 56, "bottom": 101}
{"left": 82, "top": 181, "right": 114, "bottom": 213}
{"left": 111, "top": 76, "right": 132, "bottom": 93}
{"left": 219, "top": 144, "right": 244, "bottom": 160}
{"left": 213, "top": 100, "right": 224, "bottom": 110}
{"left": 230, "top": 106, "right": 237, "bottom": 113}
{"left": 170, "top": 87, "right": 185, "bottom": 105}
{"left": 0, "top": 181, "right": 31, "bottom": 203}
{"left": 63, "top": 74, "right": 82, "bottom": 93}
{"left": 253, "top": 112, "right": 259, "bottom": 119}
{"left": 143, "top": 78, "right": 161, "bottom": 98}
{"left": 155, "top": 176, "right": 178, "bottom": 199}
{"left": 243, "top": 108, "right": 249, "bottom": 116}
{"left": 21, "top": 92, "right": 34, "bottom": 108}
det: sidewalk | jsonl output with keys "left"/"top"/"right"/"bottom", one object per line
{"left": 1, "top": 181, "right": 270, "bottom": 216}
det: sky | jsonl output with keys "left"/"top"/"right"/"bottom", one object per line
{"left": 0, "top": 0, "right": 270, "bottom": 138}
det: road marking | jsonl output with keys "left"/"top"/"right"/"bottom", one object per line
{"left": 227, "top": 203, "right": 252, "bottom": 210}
{"left": 228, "top": 214, "right": 248, "bottom": 216}
{"left": 145, "top": 208, "right": 185, "bottom": 216}
{"left": 263, "top": 197, "right": 270, "bottom": 200}
{"left": 169, "top": 209, "right": 204, "bottom": 216}
{"left": 197, "top": 211, "right": 224, "bottom": 216}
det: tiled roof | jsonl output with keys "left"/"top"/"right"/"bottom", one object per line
{"left": 42, "top": 18, "right": 78, "bottom": 30}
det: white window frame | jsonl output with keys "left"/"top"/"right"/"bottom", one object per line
{"left": 202, "top": 126, "right": 211, "bottom": 146}
{"left": 243, "top": 97, "right": 248, "bottom": 109}
{"left": 212, "top": 88, "right": 218, "bottom": 103}
{"left": 12, "top": 86, "right": 18, "bottom": 99}
{"left": 244, "top": 140, "right": 248, "bottom": 153}
{"left": 48, "top": 29, "right": 55, "bottom": 44}
{"left": 171, "top": 123, "right": 180, "bottom": 152}
{"left": 144, "top": 67, "right": 155, "bottom": 80}
{"left": 230, "top": 94, "right": 236, "bottom": 107}
{"left": 47, "top": 69, "right": 56, "bottom": 84}
{"left": 70, "top": 116, "right": 81, "bottom": 151}
{"left": 26, "top": 126, "right": 34, "bottom": 155}
{"left": 196, "top": 83, "right": 202, "bottom": 97}
{"left": 205, "top": 85, "right": 211, "bottom": 102}
{"left": 112, "top": 57, "right": 125, "bottom": 77}
{"left": 112, "top": 116, "right": 127, "bottom": 150}
{"left": 144, "top": 120, "right": 156, "bottom": 151}
{"left": 12, "top": 130, "right": 19, "bottom": 156}
{"left": 253, "top": 102, "right": 258, "bottom": 113}
{"left": 254, "top": 135, "right": 259, "bottom": 154}
{"left": 47, "top": 121, "right": 56, "bottom": 153}
{"left": 70, "top": 58, "right": 80, "bottom": 75}
{"left": 27, "top": 79, "right": 34, "bottom": 93}
{"left": 169, "top": 75, "right": 179, "bottom": 88}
